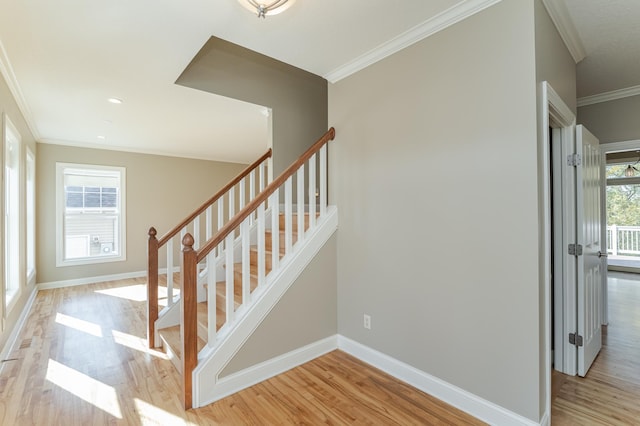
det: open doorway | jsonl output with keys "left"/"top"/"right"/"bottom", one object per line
{"left": 604, "top": 150, "right": 640, "bottom": 271}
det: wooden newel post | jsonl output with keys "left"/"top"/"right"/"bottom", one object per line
{"left": 147, "top": 227, "right": 159, "bottom": 349}
{"left": 181, "top": 233, "right": 198, "bottom": 410}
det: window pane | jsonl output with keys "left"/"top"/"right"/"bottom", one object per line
{"left": 66, "top": 192, "right": 84, "bottom": 208}
{"left": 85, "top": 192, "right": 101, "bottom": 207}
{"left": 102, "top": 193, "right": 117, "bottom": 207}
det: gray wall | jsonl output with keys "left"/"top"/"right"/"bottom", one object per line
{"left": 222, "top": 233, "right": 337, "bottom": 376}
{"left": 329, "top": 0, "right": 541, "bottom": 421}
{"left": 578, "top": 95, "right": 640, "bottom": 144}
{"left": 0, "top": 71, "right": 37, "bottom": 353}
{"left": 36, "top": 143, "right": 245, "bottom": 283}
{"left": 176, "top": 37, "right": 328, "bottom": 175}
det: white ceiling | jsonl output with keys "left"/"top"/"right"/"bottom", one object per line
{"left": 0, "top": 0, "right": 637, "bottom": 163}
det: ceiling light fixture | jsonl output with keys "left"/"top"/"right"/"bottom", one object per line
{"left": 624, "top": 164, "right": 638, "bottom": 177}
{"left": 238, "top": 0, "right": 296, "bottom": 18}
{"left": 108, "top": 97, "right": 123, "bottom": 104}
{"left": 624, "top": 153, "right": 640, "bottom": 177}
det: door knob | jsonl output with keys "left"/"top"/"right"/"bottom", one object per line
{"left": 598, "top": 251, "right": 608, "bottom": 258}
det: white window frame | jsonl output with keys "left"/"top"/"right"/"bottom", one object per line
{"left": 26, "top": 147, "right": 36, "bottom": 283}
{"left": 56, "top": 163, "right": 127, "bottom": 267}
{"left": 3, "top": 114, "right": 22, "bottom": 312}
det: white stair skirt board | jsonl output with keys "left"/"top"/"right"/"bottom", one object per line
{"left": 202, "top": 335, "right": 338, "bottom": 404}
{"left": 337, "top": 336, "right": 543, "bottom": 426}
{"left": 192, "top": 206, "right": 338, "bottom": 408}
{"left": 37, "top": 266, "right": 181, "bottom": 290}
{"left": 0, "top": 287, "right": 38, "bottom": 374}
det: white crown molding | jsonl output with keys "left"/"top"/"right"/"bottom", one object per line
{"left": 324, "top": 0, "right": 503, "bottom": 84}
{"left": 0, "top": 40, "right": 41, "bottom": 140}
{"left": 541, "top": 0, "right": 586, "bottom": 63}
{"left": 577, "top": 85, "right": 640, "bottom": 107}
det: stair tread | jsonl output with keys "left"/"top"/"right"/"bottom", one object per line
{"left": 158, "top": 325, "right": 206, "bottom": 360}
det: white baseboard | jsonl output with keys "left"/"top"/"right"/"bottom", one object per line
{"left": 36, "top": 267, "right": 180, "bottom": 290}
{"left": 206, "top": 335, "right": 338, "bottom": 404}
{"left": 0, "top": 287, "right": 38, "bottom": 374}
{"left": 540, "top": 412, "right": 550, "bottom": 426}
{"left": 337, "top": 336, "right": 541, "bottom": 426}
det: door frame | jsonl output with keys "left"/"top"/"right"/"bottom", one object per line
{"left": 540, "top": 81, "right": 576, "bottom": 422}
{"left": 599, "top": 138, "right": 640, "bottom": 325}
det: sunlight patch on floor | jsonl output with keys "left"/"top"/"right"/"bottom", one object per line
{"left": 95, "top": 284, "right": 148, "bottom": 302}
{"left": 55, "top": 312, "right": 103, "bottom": 337}
{"left": 111, "top": 330, "right": 168, "bottom": 359}
{"left": 134, "top": 398, "right": 195, "bottom": 425}
{"left": 45, "top": 359, "right": 122, "bottom": 419}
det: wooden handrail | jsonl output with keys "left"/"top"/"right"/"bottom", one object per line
{"left": 157, "top": 148, "right": 272, "bottom": 247}
{"left": 147, "top": 148, "right": 271, "bottom": 349}
{"left": 195, "top": 127, "right": 335, "bottom": 263}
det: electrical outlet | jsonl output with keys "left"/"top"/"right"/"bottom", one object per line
{"left": 363, "top": 314, "right": 371, "bottom": 330}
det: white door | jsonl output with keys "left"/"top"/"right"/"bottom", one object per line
{"left": 576, "top": 125, "right": 603, "bottom": 377}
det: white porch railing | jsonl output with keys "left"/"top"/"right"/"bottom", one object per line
{"left": 607, "top": 225, "right": 640, "bottom": 256}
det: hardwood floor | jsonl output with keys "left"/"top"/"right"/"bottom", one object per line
{"left": 551, "top": 272, "right": 640, "bottom": 425}
{"left": 0, "top": 278, "right": 484, "bottom": 425}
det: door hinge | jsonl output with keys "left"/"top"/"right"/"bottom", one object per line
{"left": 568, "top": 244, "right": 583, "bottom": 256}
{"left": 567, "top": 154, "right": 582, "bottom": 167}
{"left": 569, "top": 333, "right": 584, "bottom": 347}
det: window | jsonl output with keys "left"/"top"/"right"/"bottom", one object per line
{"left": 26, "top": 148, "right": 36, "bottom": 282}
{"left": 56, "top": 163, "right": 126, "bottom": 266}
{"left": 4, "top": 116, "right": 21, "bottom": 310}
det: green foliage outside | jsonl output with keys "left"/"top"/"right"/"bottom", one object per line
{"left": 607, "top": 165, "right": 640, "bottom": 226}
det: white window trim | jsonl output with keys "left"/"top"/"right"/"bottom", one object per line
{"left": 26, "top": 147, "right": 36, "bottom": 284}
{"left": 3, "top": 114, "right": 22, "bottom": 313}
{"left": 55, "top": 162, "right": 127, "bottom": 267}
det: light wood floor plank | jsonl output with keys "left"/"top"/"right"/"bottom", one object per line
{"left": 0, "top": 278, "right": 484, "bottom": 425}
{"left": 551, "top": 272, "right": 640, "bottom": 425}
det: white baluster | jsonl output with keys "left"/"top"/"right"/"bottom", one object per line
{"left": 320, "top": 145, "right": 327, "bottom": 216}
{"left": 270, "top": 190, "right": 280, "bottom": 272}
{"left": 217, "top": 199, "right": 224, "bottom": 257}
{"left": 297, "top": 165, "right": 305, "bottom": 242}
{"left": 207, "top": 251, "right": 216, "bottom": 346}
{"left": 194, "top": 218, "right": 200, "bottom": 249}
{"left": 285, "top": 177, "right": 293, "bottom": 253}
{"left": 225, "top": 233, "right": 235, "bottom": 324}
{"left": 206, "top": 206, "right": 213, "bottom": 240}
{"left": 229, "top": 188, "right": 235, "bottom": 221}
{"left": 250, "top": 170, "right": 256, "bottom": 224}
{"left": 241, "top": 218, "right": 251, "bottom": 304}
{"left": 217, "top": 199, "right": 224, "bottom": 231}
{"left": 239, "top": 177, "right": 246, "bottom": 211}
{"left": 166, "top": 239, "right": 174, "bottom": 306}
{"left": 309, "top": 154, "right": 316, "bottom": 229}
{"left": 259, "top": 163, "right": 266, "bottom": 193}
{"left": 257, "top": 202, "right": 265, "bottom": 287}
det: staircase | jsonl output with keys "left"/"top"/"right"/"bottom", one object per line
{"left": 156, "top": 212, "right": 310, "bottom": 372}
{"left": 147, "top": 128, "right": 337, "bottom": 409}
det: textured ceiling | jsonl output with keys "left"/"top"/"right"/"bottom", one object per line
{"left": 564, "top": 0, "right": 640, "bottom": 98}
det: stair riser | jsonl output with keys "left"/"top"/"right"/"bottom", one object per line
{"left": 265, "top": 231, "right": 298, "bottom": 249}
{"left": 279, "top": 214, "right": 311, "bottom": 231}
{"left": 250, "top": 249, "right": 273, "bottom": 270}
